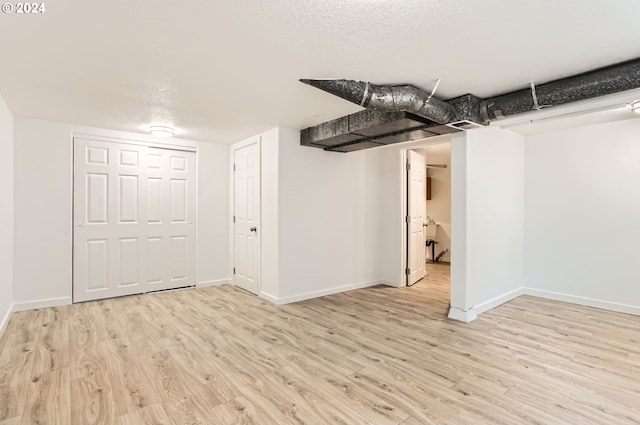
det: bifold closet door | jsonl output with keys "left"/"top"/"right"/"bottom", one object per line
{"left": 146, "top": 147, "right": 196, "bottom": 293}
{"left": 73, "top": 138, "right": 195, "bottom": 303}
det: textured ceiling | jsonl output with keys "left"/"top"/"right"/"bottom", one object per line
{"left": 1, "top": 0, "right": 640, "bottom": 143}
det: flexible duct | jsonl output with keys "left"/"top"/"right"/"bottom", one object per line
{"left": 300, "top": 79, "right": 455, "bottom": 124}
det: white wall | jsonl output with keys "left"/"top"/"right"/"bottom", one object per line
{"left": 275, "top": 128, "right": 374, "bottom": 302}
{"left": 0, "top": 94, "right": 14, "bottom": 334}
{"left": 524, "top": 118, "right": 640, "bottom": 314}
{"left": 194, "top": 140, "right": 230, "bottom": 286}
{"left": 259, "top": 128, "right": 280, "bottom": 298}
{"left": 364, "top": 145, "right": 404, "bottom": 285}
{"left": 13, "top": 118, "right": 229, "bottom": 310}
{"left": 463, "top": 127, "right": 525, "bottom": 315}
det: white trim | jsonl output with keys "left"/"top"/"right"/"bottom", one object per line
{"left": 447, "top": 306, "right": 477, "bottom": 322}
{"left": 378, "top": 279, "right": 399, "bottom": 287}
{"left": 73, "top": 133, "right": 198, "bottom": 152}
{"left": 399, "top": 149, "right": 408, "bottom": 287}
{"left": 258, "top": 291, "right": 281, "bottom": 304}
{"left": 13, "top": 296, "right": 72, "bottom": 312}
{"left": 523, "top": 288, "right": 640, "bottom": 316}
{"left": 472, "top": 287, "right": 525, "bottom": 315}
{"left": 259, "top": 280, "right": 381, "bottom": 305}
{"left": 0, "top": 303, "right": 14, "bottom": 339}
{"left": 197, "top": 279, "right": 229, "bottom": 288}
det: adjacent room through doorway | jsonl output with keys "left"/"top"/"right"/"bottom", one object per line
{"left": 404, "top": 141, "right": 452, "bottom": 309}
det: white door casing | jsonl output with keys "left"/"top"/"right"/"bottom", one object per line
{"left": 407, "top": 150, "right": 426, "bottom": 286}
{"left": 73, "top": 138, "right": 195, "bottom": 303}
{"left": 233, "top": 141, "right": 260, "bottom": 294}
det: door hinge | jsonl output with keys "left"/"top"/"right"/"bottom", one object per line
{"left": 405, "top": 268, "right": 410, "bottom": 275}
{"left": 233, "top": 267, "right": 236, "bottom": 275}
{"left": 406, "top": 162, "right": 411, "bottom": 171}
{"left": 233, "top": 163, "right": 236, "bottom": 171}
{"left": 233, "top": 215, "right": 236, "bottom": 223}
{"left": 405, "top": 216, "right": 410, "bottom": 223}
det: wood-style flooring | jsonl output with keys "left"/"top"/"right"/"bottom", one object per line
{"left": 1, "top": 263, "right": 640, "bottom": 424}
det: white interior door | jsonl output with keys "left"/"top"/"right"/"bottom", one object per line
{"left": 233, "top": 141, "right": 260, "bottom": 294}
{"left": 74, "top": 138, "right": 196, "bottom": 303}
{"left": 407, "top": 150, "right": 426, "bottom": 286}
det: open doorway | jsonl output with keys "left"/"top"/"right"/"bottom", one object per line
{"left": 404, "top": 142, "right": 451, "bottom": 296}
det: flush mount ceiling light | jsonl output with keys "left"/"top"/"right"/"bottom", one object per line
{"left": 631, "top": 101, "right": 640, "bottom": 114}
{"left": 149, "top": 125, "right": 174, "bottom": 137}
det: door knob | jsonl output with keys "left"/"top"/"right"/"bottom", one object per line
{"left": 250, "top": 227, "right": 257, "bottom": 232}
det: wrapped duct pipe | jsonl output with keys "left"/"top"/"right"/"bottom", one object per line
{"left": 300, "top": 79, "right": 456, "bottom": 124}
{"left": 480, "top": 58, "right": 640, "bottom": 121}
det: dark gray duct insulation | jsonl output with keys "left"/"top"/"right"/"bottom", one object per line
{"left": 299, "top": 79, "right": 456, "bottom": 124}
{"left": 301, "top": 57, "right": 640, "bottom": 152}
{"left": 480, "top": 59, "right": 640, "bottom": 120}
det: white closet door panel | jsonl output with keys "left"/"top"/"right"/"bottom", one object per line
{"left": 147, "top": 237, "right": 164, "bottom": 283}
{"left": 147, "top": 177, "right": 162, "bottom": 223}
{"left": 86, "top": 238, "right": 108, "bottom": 291}
{"left": 170, "top": 179, "right": 187, "bottom": 222}
{"left": 170, "top": 236, "right": 187, "bottom": 280}
{"left": 118, "top": 237, "right": 140, "bottom": 286}
{"left": 74, "top": 138, "right": 149, "bottom": 302}
{"left": 118, "top": 175, "right": 139, "bottom": 223}
{"left": 86, "top": 173, "right": 108, "bottom": 223}
{"left": 75, "top": 139, "right": 195, "bottom": 301}
{"left": 145, "top": 147, "right": 195, "bottom": 292}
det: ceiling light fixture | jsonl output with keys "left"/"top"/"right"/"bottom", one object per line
{"left": 149, "top": 125, "right": 174, "bottom": 137}
{"left": 631, "top": 101, "right": 640, "bottom": 114}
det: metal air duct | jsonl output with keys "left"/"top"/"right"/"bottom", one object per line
{"left": 300, "top": 79, "right": 456, "bottom": 124}
{"left": 300, "top": 57, "right": 640, "bottom": 152}
{"left": 480, "top": 58, "right": 640, "bottom": 120}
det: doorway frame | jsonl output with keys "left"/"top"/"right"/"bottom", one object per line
{"left": 397, "top": 133, "right": 470, "bottom": 319}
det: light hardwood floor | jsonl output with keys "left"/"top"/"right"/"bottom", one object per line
{"left": 1, "top": 263, "right": 640, "bottom": 424}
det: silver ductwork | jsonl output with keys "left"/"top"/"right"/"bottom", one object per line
{"left": 300, "top": 56, "right": 640, "bottom": 152}
{"left": 299, "top": 79, "right": 456, "bottom": 124}
{"left": 480, "top": 58, "right": 640, "bottom": 121}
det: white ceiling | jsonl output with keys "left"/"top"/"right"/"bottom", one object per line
{"left": 1, "top": 0, "right": 640, "bottom": 143}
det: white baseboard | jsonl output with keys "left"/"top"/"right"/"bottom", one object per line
{"left": 449, "top": 287, "right": 524, "bottom": 322}
{"left": 0, "top": 303, "right": 14, "bottom": 340}
{"left": 259, "top": 291, "right": 280, "bottom": 304}
{"left": 13, "top": 296, "right": 72, "bottom": 312}
{"left": 473, "top": 287, "right": 525, "bottom": 315}
{"left": 197, "top": 279, "right": 229, "bottom": 288}
{"left": 448, "top": 306, "right": 477, "bottom": 322}
{"left": 259, "top": 280, "right": 381, "bottom": 305}
{"left": 524, "top": 288, "right": 640, "bottom": 316}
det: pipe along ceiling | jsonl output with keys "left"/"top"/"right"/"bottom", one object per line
{"left": 300, "top": 57, "right": 640, "bottom": 152}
